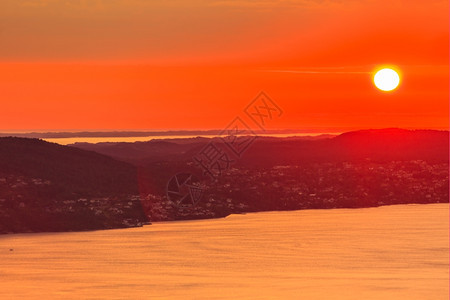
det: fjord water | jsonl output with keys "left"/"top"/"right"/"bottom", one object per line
{"left": 1, "top": 204, "right": 448, "bottom": 299}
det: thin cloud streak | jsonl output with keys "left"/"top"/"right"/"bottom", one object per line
{"left": 260, "top": 69, "right": 371, "bottom": 74}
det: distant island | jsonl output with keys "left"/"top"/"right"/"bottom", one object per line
{"left": 0, "top": 128, "right": 448, "bottom": 234}
{"left": 0, "top": 129, "right": 335, "bottom": 139}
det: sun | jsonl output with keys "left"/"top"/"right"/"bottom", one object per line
{"left": 373, "top": 68, "right": 400, "bottom": 91}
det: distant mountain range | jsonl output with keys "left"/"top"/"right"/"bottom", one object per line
{"left": 240, "top": 128, "right": 449, "bottom": 166}
{"left": 71, "top": 128, "right": 449, "bottom": 165}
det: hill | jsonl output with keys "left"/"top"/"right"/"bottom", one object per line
{"left": 70, "top": 129, "right": 448, "bottom": 221}
{"left": 0, "top": 137, "right": 148, "bottom": 234}
{"left": 240, "top": 128, "right": 449, "bottom": 166}
{"left": 71, "top": 129, "right": 449, "bottom": 166}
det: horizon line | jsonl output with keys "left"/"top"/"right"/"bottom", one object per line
{"left": 0, "top": 127, "right": 448, "bottom": 139}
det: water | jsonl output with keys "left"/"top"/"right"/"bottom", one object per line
{"left": 42, "top": 133, "right": 336, "bottom": 145}
{"left": 1, "top": 204, "right": 448, "bottom": 299}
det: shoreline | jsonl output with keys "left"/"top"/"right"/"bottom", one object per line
{"left": 1, "top": 202, "right": 447, "bottom": 237}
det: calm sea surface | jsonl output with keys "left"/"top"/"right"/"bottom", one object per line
{"left": 42, "top": 133, "right": 336, "bottom": 145}
{"left": 1, "top": 204, "right": 448, "bottom": 299}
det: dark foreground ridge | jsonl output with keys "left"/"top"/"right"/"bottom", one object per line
{"left": 0, "top": 137, "right": 148, "bottom": 234}
{"left": 75, "top": 128, "right": 449, "bottom": 221}
{"left": 0, "top": 128, "right": 448, "bottom": 233}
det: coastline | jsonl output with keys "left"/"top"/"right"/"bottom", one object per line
{"left": 1, "top": 202, "right": 447, "bottom": 236}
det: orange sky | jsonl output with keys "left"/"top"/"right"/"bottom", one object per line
{"left": 0, "top": 0, "right": 448, "bottom": 131}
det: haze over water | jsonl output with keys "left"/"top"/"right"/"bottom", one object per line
{"left": 42, "top": 132, "right": 336, "bottom": 145}
{"left": 1, "top": 204, "right": 448, "bottom": 299}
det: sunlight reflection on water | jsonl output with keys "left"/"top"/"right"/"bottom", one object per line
{"left": 1, "top": 204, "right": 448, "bottom": 299}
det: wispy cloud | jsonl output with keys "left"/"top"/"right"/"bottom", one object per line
{"left": 259, "top": 67, "right": 372, "bottom": 74}
{"left": 209, "top": 0, "right": 447, "bottom": 8}
{"left": 209, "top": 0, "right": 361, "bottom": 8}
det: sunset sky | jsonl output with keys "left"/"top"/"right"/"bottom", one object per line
{"left": 1, "top": 0, "right": 448, "bottom": 131}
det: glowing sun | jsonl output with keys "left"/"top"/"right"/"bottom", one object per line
{"left": 373, "top": 68, "right": 400, "bottom": 91}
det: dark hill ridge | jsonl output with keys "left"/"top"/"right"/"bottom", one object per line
{"left": 71, "top": 129, "right": 449, "bottom": 166}
{"left": 0, "top": 137, "right": 138, "bottom": 196}
{"left": 70, "top": 135, "right": 335, "bottom": 165}
{"left": 71, "top": 139, "right": 208, "bottom": 165}
{"left": 333, "top": 128, "right": 448, "bottom": 160}
{"left": 70, "top": 128, "right": 448, "bottom": 222}
{"left": 0, "top": 137, "right": 147, "bottom": 234}
{"left": 240, "top": 128, "right": 449, "bottom": 166}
